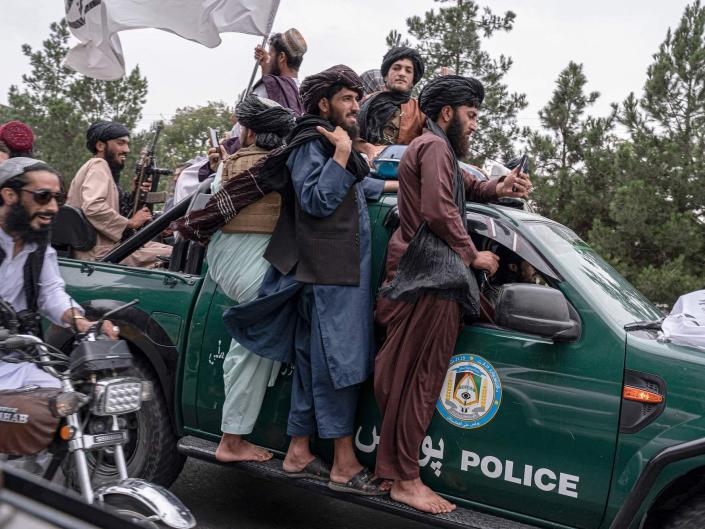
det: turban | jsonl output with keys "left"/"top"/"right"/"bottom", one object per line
{"left": 418, "top": 75, "right": 485, "bottom": 121}
{"left": 360, "top": 69, "right": 385, "bottom": 96}
{"left": 0, "top": 121, "right": 34, "bottom": 153}
{"left": 86, "top": 121, "right": 130, "bottom": 153}
{"left": 235, "top": 95, "right": 295, "bottom": 149}
{"left": 299, "top": 65, "right": 364, "bottom": 115}
{"left": 381, "top": 47, "right": 425, "bottom": 86}
{"left": 0, "top": 157, "right": 47, "bottom": 187}
{"left": 279, "top": 28, "right": 307, "bottom": 58}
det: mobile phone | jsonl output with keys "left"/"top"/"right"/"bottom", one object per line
{"left": 208, "top": 127, "right": 219, "bottom": 148}
{"left": 512, "top": 154, "right": 528, "bottom": 192}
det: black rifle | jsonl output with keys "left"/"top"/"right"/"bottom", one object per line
{"left": 130, "top": 122, "right": 171, "bottom": 217}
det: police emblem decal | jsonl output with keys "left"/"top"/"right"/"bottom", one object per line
{"left": 436, "top": 354, "right": 501, "bottom": 429}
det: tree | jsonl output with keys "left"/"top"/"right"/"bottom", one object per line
{"left": 0, "top": 19, "right": 147, "bottom": 184}
{"left": 158, "top": 102, "right": 233, "bottom": 170}
{"left": 387, "top": 0, "right": 528, "bottom": 162}
{"left": 588, "top": 1, "right": 705, "bottom": 305}
{"left": 528, "top": 61, "right": 616, "bottom": 236}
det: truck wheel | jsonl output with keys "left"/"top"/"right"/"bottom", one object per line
{"left": 65, "top": 354, "right": 185, "bottom": 488}
{"left": 663, "top": 493, "right": 705, "bottom": 528}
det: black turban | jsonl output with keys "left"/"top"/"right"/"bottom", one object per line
{"left": 299, "top": 65, "right": 364, "bottom": 115}
{"left": 418, "top": 75, "right": 485, "bottom": 121}
{"left": 86, "top": 121, "right": 130, "bottom": 153}
{"left": 235, "top": 94, "right": 295, "bottom": 149}
{"left": 381, "top": 46, "right": 425, "bottom": 86}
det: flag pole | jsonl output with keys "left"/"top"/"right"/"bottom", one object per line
{"left": 246, "top": 35, "right": 269, "bottom": 94}
{"left": 245, "top": 0, "right": 280, "bottom": 94}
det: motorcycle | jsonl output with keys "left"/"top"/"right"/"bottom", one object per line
{"left": 0, "top": 300, "right": 196, "bottom": 529}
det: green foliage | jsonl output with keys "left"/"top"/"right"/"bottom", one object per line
{"left": 387, "top": 0, "right": 527, "bottom": 161}
{"left": 530, "top": 2, "right": 705, "bottom": 306}
{"left": 159, "top": 102, "right": 233, "bottom": 169}
{"left": 0, "top": 19, "right": 147, "bottom": 185}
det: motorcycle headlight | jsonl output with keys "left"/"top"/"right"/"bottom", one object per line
{"left": 92, "top": 377, "right": 145, "bottom": 416}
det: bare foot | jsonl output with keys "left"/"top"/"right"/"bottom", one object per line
{"left": 215, "top": 434, "right": 272, "bottom": 463}
{"left": 390, "top": 478, "right": 456, "bottom": 514}
{"left": 282, "top": 436, "right": 315, "bottom": 473}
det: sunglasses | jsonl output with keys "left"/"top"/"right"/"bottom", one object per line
{"left": 21, "top": 188, "right": 67, "bottom": 207}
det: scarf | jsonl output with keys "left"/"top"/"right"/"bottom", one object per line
{"left": 357, "top": 91, "right": 411, "bottom": 145}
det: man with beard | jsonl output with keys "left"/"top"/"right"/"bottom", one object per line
{"left": 373, "top": 75, "right": 531, "bottom": 514}
{"left": 356, "top": 47, "right": 426, "bottom": 161}
{"left": 0, "top": 158, "right": 116, "bottom": 389}
{"left": 223, "top": 66, "right": 397, "bottom": 495}
{"left": 252, "top": 29, "right": 306, "bottom": 115}
{"left": 67, "top": 121, "right": 171, "bottom": 267}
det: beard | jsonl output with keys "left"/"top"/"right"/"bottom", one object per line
{"left": 105, "top": 145, "right": 125, "bottom": 181}
{"left": 330, "top": 107, "right": 360, "bottom": 140}
{"left": 269, "top": 60, "right": 282, "bottom": 77}
{"left": 446, "top": 113, "right": 470, "bottom": 159}
{"left": 4, "top": 202, "right": 52, "bottom": 245}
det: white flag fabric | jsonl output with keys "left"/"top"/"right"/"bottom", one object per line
{"left": 660, "top": 290, "right": 705, "bottom": 350}
{"left": 64, "top": 0, "right": 280, "bottom": 81}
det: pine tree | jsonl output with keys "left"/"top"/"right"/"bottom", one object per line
{"left": 387, "top": 0, "right": 527, "bottom": 162}
{"left": 0, "top": 19, "right": 148, "bottom": 184}
{"left": 528, "top": 61, "right": 615, "bottom": 236}
{"left": 589, "top": 1, "right": 705, "bottom": 304}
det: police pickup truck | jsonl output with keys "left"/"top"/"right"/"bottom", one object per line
{"left": 46, "top": 159, "right": 705, "bottom": 529}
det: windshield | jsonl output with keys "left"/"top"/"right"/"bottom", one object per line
{"left": 525, "top": 221, "right": 662, "bottom": 325}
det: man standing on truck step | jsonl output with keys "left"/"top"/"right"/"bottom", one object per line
{"left": 355, "top": 46, "right": 426, "bottom": 161}
{"left": 373, "top": 75, "right": 531, "bottom": 513}
{"left": 202, "top": 94, "right": 295, "bottom": 462}
{"left": 67, "top": 121, "right": 171, "bottom": 268}
{"left": 0, "top": 158, "right": 116, "bottom": 389}
{"left": 223, "top": 65, "right": 398, "bottom": 495}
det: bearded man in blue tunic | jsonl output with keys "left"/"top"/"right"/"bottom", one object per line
{"left": 224, "top": 65, "right": 398, "bottom": 496}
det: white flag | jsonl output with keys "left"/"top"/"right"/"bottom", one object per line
{"left": 64, "top": 0, "right": 280, "bottom": 81}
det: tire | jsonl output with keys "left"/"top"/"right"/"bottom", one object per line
{"left": 663, "top": 493, "right": 705, "bottom": 529}
{"left": 103, "top": 494, "right": 168, "bottom": 528}
{"left": 65, "top": 353, "right": 185, "bottom": 488}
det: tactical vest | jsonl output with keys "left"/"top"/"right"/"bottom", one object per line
{"left": 0, "top": 242, "right": 47, "bottom": 336}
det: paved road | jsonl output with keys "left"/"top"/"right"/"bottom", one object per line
{"left": 170, "top": 458, "right": 430, "bottom": 529}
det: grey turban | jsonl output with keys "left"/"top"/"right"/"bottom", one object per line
{"left": 86, "top": 121, "right": 130, "bottom": 153}
{"left": 235, "top": 95, "right": 295, "bottom": 150}
{"left": 0, "top": 157, "right": 47, "bottom": 187}
{"left": 418, "top": 75, "right": 485, "bottom": 121}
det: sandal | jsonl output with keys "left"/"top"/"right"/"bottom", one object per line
{"left": 327, "top": 467, "right": 389, "bottom": 496}
{"left": 283, "top": 456, "right": 331, "bottom": 481}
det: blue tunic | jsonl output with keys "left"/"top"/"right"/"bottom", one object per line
{"left": 224, "top": 139, "right": 384, "bottom": 390}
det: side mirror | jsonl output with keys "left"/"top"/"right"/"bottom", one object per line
{"left": 495, "top": 283, "right": 581, "bottom": 342}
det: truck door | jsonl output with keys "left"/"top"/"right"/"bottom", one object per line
{"left": 357, "top": 210, "right": 622, "bottom": 529}
{"left": 432, "top": 216, "right": 621, "bottom": 528}
{"left": 191, "top": 274, "right": 292, "bottom": 451}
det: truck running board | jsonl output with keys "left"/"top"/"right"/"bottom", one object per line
{"left": 177, "top": 435, "right": 540, "bottom": 529}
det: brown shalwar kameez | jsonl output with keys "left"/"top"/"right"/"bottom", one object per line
{"left": 374, "top": 130, "right": 498, "bottom": 481}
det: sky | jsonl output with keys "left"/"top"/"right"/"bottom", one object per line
{"left": 0, "top": 0, "right": 695, "bottom": 132}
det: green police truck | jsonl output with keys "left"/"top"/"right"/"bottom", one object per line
{"left": 47, "top": 180, "right": 705, "bottom": 529}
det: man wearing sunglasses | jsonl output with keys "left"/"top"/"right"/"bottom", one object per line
{"left": 67, "top": 121, "right": 171, "bottom": 268}
{"left": 0, "top": 158, "right": 117, "bottom": 389}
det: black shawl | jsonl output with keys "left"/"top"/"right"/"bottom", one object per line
{"left": 379, "top": 119, "right": 479, "bottom": 317}
{"left": 357, "top": 91, "right": 410, "bottom": 145}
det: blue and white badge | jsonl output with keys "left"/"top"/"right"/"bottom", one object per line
{"left": 436, "top": 354, "right": 502, "bottom": 429}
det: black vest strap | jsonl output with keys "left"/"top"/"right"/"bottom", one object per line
{"left": 0, "top": 241, "right": 47, "bottom": 313}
